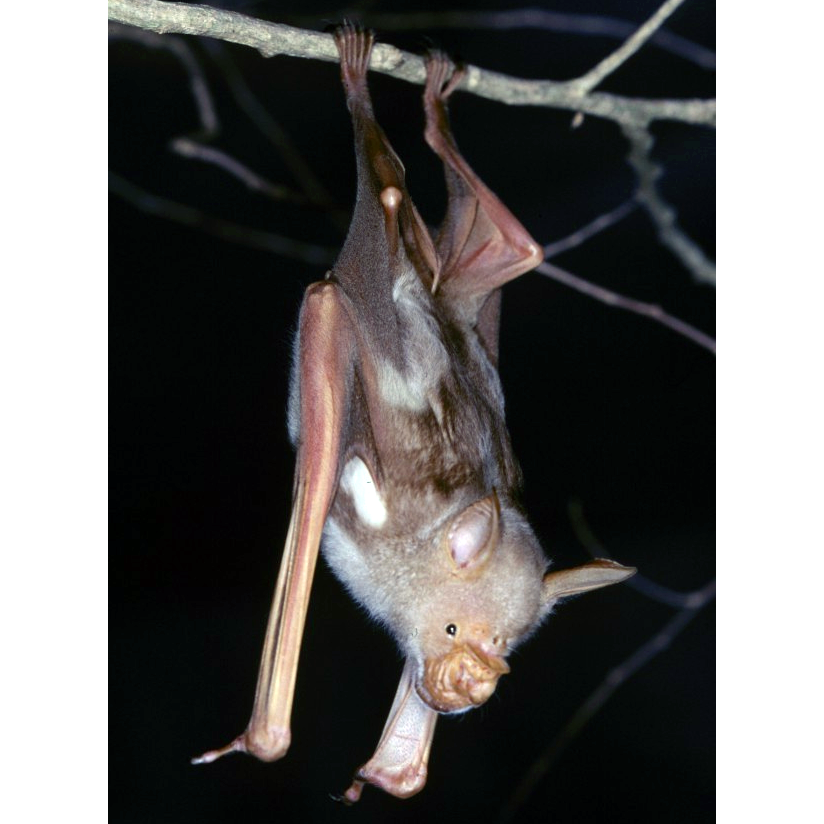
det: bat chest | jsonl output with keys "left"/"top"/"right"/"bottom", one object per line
{"left": 316, "top": 279, "right": 519, "bottom": 592}
{"left": 326, "top": 292, "right": 518, "bottom": 554}
{"left": 370, "top": 293, "right": 509, "bottom": 495}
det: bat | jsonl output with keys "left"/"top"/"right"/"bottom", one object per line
{"left": 192, "top": 23, "right": 635, "bottom": 802}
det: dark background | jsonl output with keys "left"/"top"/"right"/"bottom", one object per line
{"left": 110, "top": 1, "right": 714, "bottom": 821}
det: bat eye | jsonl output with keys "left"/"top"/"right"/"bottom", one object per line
{"left": 445, "top": 623, "right": 458, "bottom": 637}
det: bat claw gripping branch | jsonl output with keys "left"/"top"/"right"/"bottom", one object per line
{"left": 334, "top": 22, "right": 374, "bottom": 94}
{"left": 425, "top": 50, "right": 466, "bottom": 102}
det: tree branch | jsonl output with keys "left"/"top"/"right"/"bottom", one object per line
{"left": 108, "top": 20, "right": 218, "bottom": 135}
{"left": 107, "top": 0, "right": 715, "bottom": 129}
{"left": 568, "top": 499, "right": 714, "bottom": 609}
{"left": 168, "top": 137, "right": 310, "bottom": 204}
{"left": 110, "top": 22, "right": 346, "bottom": 219}
{"left": 321, "top": 8, "right": 715, "bottom": 70}
{"left": 569, "top": 0, "right": 688, "bottom": 95}
{"left": 535, "top": 260, "right": 716, "bottom": 353}
{"left": 200, "top": 40, "right": 345, "bottom": 228}
{"left": 109, "top": 171, "right": 337, "bottom": 265}
{"left": 623, "top": 124, "right": 717, "bottom": 285}
{"left": 543, "top": 199, "right": 639, "bottom": 260}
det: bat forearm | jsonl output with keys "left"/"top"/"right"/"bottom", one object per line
{"left": 194, "top": 282, "right": 356, "bottom": 764}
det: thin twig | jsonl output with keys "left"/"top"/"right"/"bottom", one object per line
{"left": 623, "top": 124, "right": 716, "bottom": 285}
{"left": 109, "top": 21, "right": 218, "bottom": 136}
{"left": 201, "top": 40, "right": 347, "bottom": 230}
{"left": 535, "top": 260, "right": 716, "bottom": 354}
{"left": 543, "top": 199, "right": 638, "bottom": 259}
{"left": 109, "top": 171, "right": 337, "bottom": 266}
{"left": 169, "top": 137, "right": 309, "bottom": 204}
{"left": 110, "top": 24, "right": 343, "bottom": 215}
{"left": 499, "top": 579, "right": 715, "bottom": 822}
{"left": 107, "top": 0, "right": 715, "bottom": 128}
{"left": 111, "top": 170, "right": 715, "bottom": 353}
{"left": 568, "top": 499, "right": 713, "bottom": 610}
{"left": 569, "top": 0, "right": 688, "bottom": 95}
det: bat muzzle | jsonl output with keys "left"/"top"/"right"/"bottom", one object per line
{"left": 416, "top": 643, "right": 510, "bottom": 713}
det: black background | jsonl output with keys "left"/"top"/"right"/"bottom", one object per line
{"left": 110, "top": 1, "right": 714, "bottom": 821}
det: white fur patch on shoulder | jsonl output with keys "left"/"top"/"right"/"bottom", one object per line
{"left": 375, "top": 360, "right": 429, "bottom": 411}
{"left": 340, "top": 456, "right": 387, "bottom": 528}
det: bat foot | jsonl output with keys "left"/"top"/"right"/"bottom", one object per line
{"left": 423, "top": 52, "right": 466, "bottom": 155}
{"left": 341, "top": 764, "right": 428, "bottom": 801}
{"left": 328, "top": 784, "right": 364, "bottom": 806}
{"left": 334, "top": 22, "right": 374, "bottom": 90}
{"left": 340, "top": 779, "right": 365, "bottom": 805}
{"left": 424, "top": 50, "right": 466, "bottom": 104}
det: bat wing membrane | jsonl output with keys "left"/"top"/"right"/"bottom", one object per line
{"left": 423, "top": 54, "right": 543, "bottom": 360}
{"left": 193, "top": 281, "right": 357, "bottom": 764}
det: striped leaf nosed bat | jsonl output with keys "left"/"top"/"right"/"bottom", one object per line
{"left": 193, "top": 23, "right": 635, "bottom": 802}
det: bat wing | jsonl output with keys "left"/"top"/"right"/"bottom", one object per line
{"left": 423, "top": 53, "right": 543, "bottom": 361}
{"left": 341, "top": 659, "right": 438, "bottom": 803}
{"left": 193, "top": 281, "right": 356, "bottom": 764}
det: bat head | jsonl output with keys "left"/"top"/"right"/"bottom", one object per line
{"left": 398, "top": 491, "right": 635, "bottom": 714}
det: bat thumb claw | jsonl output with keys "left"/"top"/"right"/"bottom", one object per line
{"left": 190, "top": 736, "right": 245, "bottom": 765}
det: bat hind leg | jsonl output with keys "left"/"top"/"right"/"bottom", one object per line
{"left": 423, "top": 50, "right": 466, "bottom": 134}
{"left": 423, "top": 51, "right": 542, "bottom": 297}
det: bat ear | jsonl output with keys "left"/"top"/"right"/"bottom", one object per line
{"left": 445, "top": 490, "right": 501, "bottom": 575}
{"left": 541, "top": 559, "right": 635, "bottom": 611}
